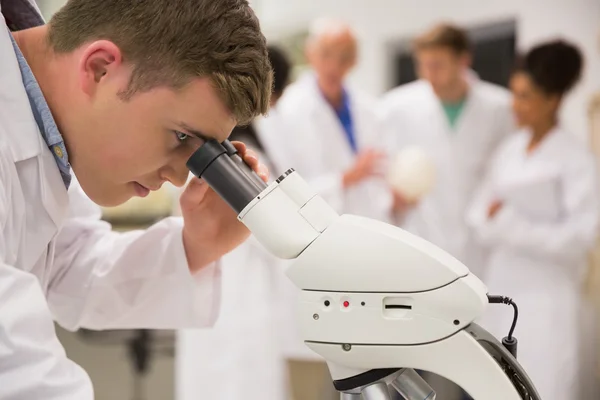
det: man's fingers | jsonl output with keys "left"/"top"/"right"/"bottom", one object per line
{"left": 257, "top": 164, "right": 269, "bottom": 182}
{"left": 180, "top": 177, "right": 209, "bottom": 208}
{"left": 231, "top": 141, "right": 247, "bottom": 154}
{"left": 358, "top": 151, "right": 386, "bottom": 168}
{"left": 367, "top": 150, "right": 387, "bottom": 160}
{"left": 362, "top": 148, "right": 387, "bottom": 158}
{"left": 229, "top": 140, "right": 266, "bottom": 180}
{"left": 242, "top": 149, "right": 260, "bottom": 169}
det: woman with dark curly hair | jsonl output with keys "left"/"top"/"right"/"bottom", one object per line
{"left": 467, "top": 40, "right": 599, "bottom": 399}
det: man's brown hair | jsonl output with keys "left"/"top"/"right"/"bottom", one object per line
{"left": 414, "top": 23, "right": 472, "bottom": 55}
{"left": 47, "top": 0, "right": 272, "bottom": 125}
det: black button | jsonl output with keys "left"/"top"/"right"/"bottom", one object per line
{"left": 324, "top": 300, "right": 331, "bottom": 307}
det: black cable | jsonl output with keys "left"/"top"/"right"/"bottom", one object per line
{"left": 487, "top": 294, "right": 519, "bottom": 358}
{"left": 486, "top": 295, "right": 518, "bottom": 339}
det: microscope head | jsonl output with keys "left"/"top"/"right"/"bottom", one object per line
{"left": 186, "top": 139, "right": 338, "bottom": 259}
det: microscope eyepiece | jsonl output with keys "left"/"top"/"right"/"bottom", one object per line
{"left": 186, "top": 139, "right": 268, "bottom": 214}
{"left": 186, "top": 140, "right": 227, "bottom": 178}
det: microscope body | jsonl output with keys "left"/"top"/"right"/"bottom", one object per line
{"left": 235, "top": 170, "right": 524, "bottom": 399}
{"left": 186, "top": 140, "right": 540, "bottom": 400}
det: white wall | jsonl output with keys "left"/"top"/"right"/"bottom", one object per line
{"left": 37, "top": 0, "right": 65, "bottom": 19}
{"left": 258, "top": 0, "right": 600, "bottom": 141}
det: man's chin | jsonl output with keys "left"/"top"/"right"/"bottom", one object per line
{"left": 72, "top": 171, "right": 133, "bottom": 207}
{"left": 91, "top": 194, "right": 132, "bottom": 208}
{"left": 82, "top": 187, "right": 133, "bottom": 208}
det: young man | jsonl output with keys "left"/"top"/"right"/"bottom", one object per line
{"left": 0, "top": 0, "right": 272, "bottom": 398}
{"left": 379, "top": 23, "right": 514, "bottom": 277}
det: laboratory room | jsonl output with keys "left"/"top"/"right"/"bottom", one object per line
{"left": 2, "top": 0, "right": 599, "bottom": 399}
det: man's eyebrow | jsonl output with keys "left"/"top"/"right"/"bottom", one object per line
{"left": 178, "top": 123, "right": 211, "bottom": 142}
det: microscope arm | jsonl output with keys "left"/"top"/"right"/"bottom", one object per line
{"left": 186, "top": 140, "right": 540, "bottom": 400}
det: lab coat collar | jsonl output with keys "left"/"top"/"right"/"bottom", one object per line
{"left": 464, "top": 69, "right": 480, "bottom": 85}
{"left": 302, "top": 71, "right": 353, "bottom": 114}
{"left": 525, "top": 125, "right": 563, "bottom": 155}
{"left": 302, "top": 72, "right": 327, "bottom": 107}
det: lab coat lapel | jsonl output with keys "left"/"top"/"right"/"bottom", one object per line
{"left": 348, "top": 92, "right": 375, "bottom": 150}
{"left": 420, "top": 83, "right": 451, "bottom": 146}
{"left": 451, "top": 82, "right": 494, "bottom": 197}
{"left": 0, "top": 23, "right": 68, "bottom": 229}
{"left": 417, "top": 84, "right": 466, "bottom": 231}
{"left": 307, "top": 79, "right": 355, "bottom": 169}
{"left": 38, "top": 149, "right": 69, "bottom": 227}
{"left": 422, "top": 85, "right": 454, "bottom": 170}
{"left": 453, "top": 72, "right": 480, "bottom": 138}
{"left": 452, "top": 91, "right": 480, "bottom": 164}
{"left": 454, "top": 82, "right": 490, "bottom": 149}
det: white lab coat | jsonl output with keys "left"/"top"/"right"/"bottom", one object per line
{"left": 176, "top": 238, "right": 289, "bottom": 400}
{"left": 177, "top": 108, "right": 305, "bottom": 400}
{"left": 0, "top": 7, "right": 220, "bottom": 400}
{"left": 467, "top": 127, "right": 599, "bottom": 400}
{"left": 276, "top": 73, "right": 393, "bottom": 222}
{"left": 378, "top": 78, "right": 513, "bottom": 276}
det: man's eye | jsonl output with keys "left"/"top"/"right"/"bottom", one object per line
{"left": 174, "top": 131, "right": 190, "bottom": 142}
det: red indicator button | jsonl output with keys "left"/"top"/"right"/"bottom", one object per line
{"left": 343, "top": 301, "right": 350, "bottom": 308}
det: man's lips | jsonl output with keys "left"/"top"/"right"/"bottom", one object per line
{"left": 133, "top": 182, "right": 150, "bottom": 197}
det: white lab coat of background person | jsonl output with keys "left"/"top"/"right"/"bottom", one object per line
{"left": 378, "top": 75, "right": 513, "bottom": 276}
{"left": 467, "top": 127, "right": 599, "bottom": 400}
{"left": 0, "top": 10, "right": 221, "bottom": 399}
{"left": 275, "top": 73, "right": 393, "bottom": 223}
{"left": 177, "top": 106, "right": 307, "bottom": 400}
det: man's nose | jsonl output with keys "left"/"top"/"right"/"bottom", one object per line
{"left": 162, "top": 150, "right": 196, "bottom": 187}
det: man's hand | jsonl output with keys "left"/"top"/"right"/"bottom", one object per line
{"left": 179, "top": 141, "right": 268, "bottom": 272}
{"left": 342, "top": 149, "right": 386, "bottom": 188}
{"left": 391, "top": 190, "right": 418, "bottom": 214}
{"left": 487, "top": 200, "right": 503, "bottom": 219}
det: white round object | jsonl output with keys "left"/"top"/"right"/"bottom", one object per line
{"left": 387, "top": 146, "right": 436, "bottom": 201}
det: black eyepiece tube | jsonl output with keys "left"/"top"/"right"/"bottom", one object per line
{"left": 221, "top": 140, "right": 269, "bottom": 189}
{"left": 186, "top": 139, "right": 268, "bottom": 214}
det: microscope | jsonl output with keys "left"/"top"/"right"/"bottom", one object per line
{"left": 186, "top": 140, "right": 542, "bottom": 400}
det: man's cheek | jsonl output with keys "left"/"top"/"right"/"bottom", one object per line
{"left": 95, "top": 149, "right": 142, "bottom": 179}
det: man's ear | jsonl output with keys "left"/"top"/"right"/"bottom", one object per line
{"left": 348, "top": 44, "right": 358, "bottom": 70}
{"left": 78, "top": 40, "right": 123, "bottom": 97}
{"left": 460, "top": 51, "right": 473, "bottom": 69}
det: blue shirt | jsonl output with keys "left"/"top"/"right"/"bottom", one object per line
{"left": 9, "top": 32, "right": 71, "bottom": 189}
{"left": 332, "top": 90, "right": 357, "bottom": 153}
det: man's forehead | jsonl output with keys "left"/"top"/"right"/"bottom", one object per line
{"left": 175, "top": 79, "right": 236, "bottom": 142}
{"left": 318, "top": 32, "right": 356, "bottom": 51}
{"left": 416, "top": 47, "right": 460, "bottom": 59}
